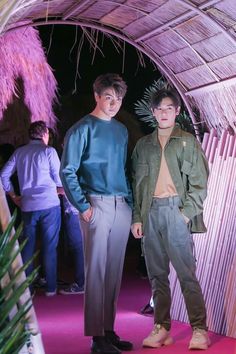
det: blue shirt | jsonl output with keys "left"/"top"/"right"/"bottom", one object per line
{"left": 60, "top": 114, "right": 132, "bottom": 213}
{"left": 0, "top": 140, "right": 62, "bottom": 212}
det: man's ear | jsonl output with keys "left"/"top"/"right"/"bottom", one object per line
{"left": 94, "top": 92, "right": 99, "bottom": 102}
{"left": 176, "top": 106, "right": 181, "bottom": 115}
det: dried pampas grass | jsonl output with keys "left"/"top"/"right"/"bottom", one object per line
{"left": 0, "top": 25, "right": 58, "bottom": 127}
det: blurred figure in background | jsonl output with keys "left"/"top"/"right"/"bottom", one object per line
{"left": 0, "top": 143, "right": 21, "bottom": 224}
{"left": 59, "top": 194, "right": 85, "bottom": 295}
{"left": 0, "top": 120, "right": 63, "bottom": 296}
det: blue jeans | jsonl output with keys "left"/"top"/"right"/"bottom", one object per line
{"left": 21, "top": 206, "right": 61, "bottom": 292}
{"left": 63, "top": 212, "right": 84, "bottom": 287}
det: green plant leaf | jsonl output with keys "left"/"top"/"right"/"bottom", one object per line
{"left": 0, "top": 324, "right": 29, "bottom": 354}
{"left": 134, "top": 77, "right": 194, "bottom": 133}
{"left": 0, "top": 221, "right": 23, "bottom": 263}
{"left": 0, "top": 239, "right": 27, "bottom": 279}
{"left": 0, "top": 263, "right": 38, "bottom": 301}
{"left": 0, "top": 274, "right": 36, "bottom": 327}
{"left": 0, "top": 210, "right": 18, "bottom": 252}
{"left": 0, "top": 214, "right": 38, "bottom": 354}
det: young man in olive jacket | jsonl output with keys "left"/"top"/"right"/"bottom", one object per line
{"left": 131, "top": 89, "right": 210, "bottom": 350}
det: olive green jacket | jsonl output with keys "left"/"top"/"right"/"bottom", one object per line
{"left": 131, "top": 125, "right": 209, "bottom": 233}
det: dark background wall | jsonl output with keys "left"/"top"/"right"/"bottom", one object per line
{"left": 38, "top": 25, "right": 160, "bottom": 148}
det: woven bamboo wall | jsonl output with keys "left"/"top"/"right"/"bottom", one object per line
{"left": 170, "top": 129, "right": 236, "bottom": 338}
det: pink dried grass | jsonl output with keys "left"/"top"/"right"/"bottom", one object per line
{"left": 0, "top": 26, "right": 58, "bottom": 127}
{"left": 190, "top": 86, "right": 236, "bottom": 133}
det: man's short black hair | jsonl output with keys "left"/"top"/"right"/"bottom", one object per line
{"left": 151, "top": 89, "right": 181, "bottom": 109}
{"left": 29, "top": 121, "right": 48, "bottom": 140}
{"left": 93, "top": 73, "right": 127, "bottom": 98}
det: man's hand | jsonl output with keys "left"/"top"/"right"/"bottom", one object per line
{"left": 131, "top": 223, "right": 143, "bottom": 239}
{"left": 182, "top": 213, "right": 190, "bottom": 224}
{"left": 57, "top": 187, "right": 65, "bottom": 195}
{"left": 9, "top": 193, "right": 21, "bottom": 208}
{"left": 81, "top": 206, "right": 93, "bottom": 222}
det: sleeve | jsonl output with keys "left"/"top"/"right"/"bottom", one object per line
{"left": 131, "top": 143, "right": 142, "bottom": 224}
{"left": 47, "top": 147, "right": 63, "bottom": 187}
{"left": 181, "top": 138, "right": 209, "bottom": 221}
{"left": 60, "top": 127, "right": 90, "bottom": 213}
{"left": 124, "top": 128, "right": 133, "bottom": 208}
{"left": 0, "top": 153, "right": 17, "bottom": 193}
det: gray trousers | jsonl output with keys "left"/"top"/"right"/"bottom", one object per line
{"left": 80, "top": 195, "right": 132, "bottom": 336}
{"left": 143, "top": 196, "right": 207, "bottom": 331}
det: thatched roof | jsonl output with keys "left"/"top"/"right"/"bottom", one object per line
{"left": 1, "top": 0, "right": 236, "bottom": 134}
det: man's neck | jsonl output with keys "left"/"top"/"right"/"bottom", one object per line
{"left": 158, "top": 126, "right": 174, "bottom": 136}
{"left": 90, "top": 108, "right": 112, "bottom": 121}
{"left": 31, "top": 138, "right": 47, "bottom": 145}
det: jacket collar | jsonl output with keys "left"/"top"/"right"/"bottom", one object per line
{"left": 150, "top": 124, "right": 183, "bottom": 145}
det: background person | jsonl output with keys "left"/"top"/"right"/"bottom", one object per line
{"left": 0, "top": 120, "right": 63, "bottom": 296}
{"left": 59, "top": 194, "right": 85, "bottom": 295}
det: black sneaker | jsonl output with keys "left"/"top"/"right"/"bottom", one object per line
{"left": 59, "top": 282, "right": 84, "bottom": 295}
{"left": 57, "top": 278, "right": 70, "bottom": 287}
{"left": 91, "top": 337, "right": 121, "bottom": 354}
{"left": 34, "top": 277, "right": 47, "bottom": 288}
{"left": 140, "top": 303, "right": 154, "bottom": 316}
{"left": 105, "top": 330, "right": 133, "bottom": 351}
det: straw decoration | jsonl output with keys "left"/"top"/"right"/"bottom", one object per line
{"left": 0, "top": 26, "right": 58, "bottom": 127}
{"left": 170, "top": 129, "right": 236, "bottom": 338}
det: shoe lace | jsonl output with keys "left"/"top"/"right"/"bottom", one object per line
{"left": 192, "top": 328, "right": 206, "bottom": 341}
{"left": 62, "top": 283, "right": 79, "bottom": 292}
{"left": 152, "top": 324, "right": 161, "bottom": 335}
{"left": 71, "top": 282, "right": 79, "bottom": 287}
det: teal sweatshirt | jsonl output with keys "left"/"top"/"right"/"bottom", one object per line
{"left": 60, "top": 114, "right": 132, "bottom": 213}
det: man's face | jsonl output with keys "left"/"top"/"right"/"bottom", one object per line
{"left": 95, "top": 88, "right": 123, "bottom": 119}
{"left": 152, "top": 97, "right": 180, "bottom": 129}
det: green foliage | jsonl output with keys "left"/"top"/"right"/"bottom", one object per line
{"left": 0, "top": 211, "right": 37, "bottom": 354}
{"left": 134, "top": 78, "right": 195, "bottom": 134}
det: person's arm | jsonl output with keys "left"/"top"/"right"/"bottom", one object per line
{"left": 0, "top": 153, "right": 21, "bottom": 207}
{"left": 131, "top": 143, "right": 143, "bottom": 238}
{"left": 123, "top": 129, "right": 133, "bottom": 208}
{"left": 60, "top": 127, "right": 90, "bottom": 214}
{"left": 48, "top": 147, "right": 63, "bottom": 187}
{"left": 0, "top": 154, "right": 16, "bottom": 193}
{"left": 47, "top": 147, "right": 65, "bottom": 195}
{"left": 7, "top": 192, "right": 21, "bottom": 207}
{"left": 131, "top": 222, "right": 143, "bottom": 239}
{"left": 181, "top": 139, "right": 209, "bottom": 221}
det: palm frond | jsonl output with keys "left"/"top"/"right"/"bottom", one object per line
{"left": 0, "top": 210, "right": 37, "bottom": 354}
{"left": 134, "top": 78, "right": 194, "bottom": 133}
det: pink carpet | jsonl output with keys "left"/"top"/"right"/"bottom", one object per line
{"left": 33, "top": 249, "right": 236, "bottom": 354}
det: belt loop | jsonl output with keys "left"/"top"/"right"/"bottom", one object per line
{"left": 169, "top": 197, "right": 173, "bottom": 209}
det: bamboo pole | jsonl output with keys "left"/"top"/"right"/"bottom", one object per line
{"left": 207, "top": 157, "right": 235, "bottom": 331}
{"left": 171, "top": 129, "right": 236, "bottom": 338}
